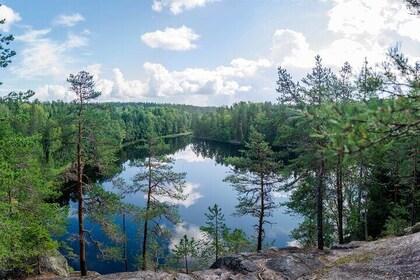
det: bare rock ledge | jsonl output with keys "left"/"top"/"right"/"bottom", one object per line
{"left": 35, "top": 231, "right": 419, "bottom": 280}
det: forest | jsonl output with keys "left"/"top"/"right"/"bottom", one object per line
{"left": 1, "top": 1, "right": 419, "bottom": 279}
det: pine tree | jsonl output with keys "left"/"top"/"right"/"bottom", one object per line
{"left": 67, "top": 71, "right": 101, "bottom": 276}
{"left": 224, "top": 128, "right": 283, "bottom": 251}
{"left": 200, "top": 204, "right": 228, "bottom": 261}
{"left": 172, "top": 235, "right": 199, "bottom": 274}
{"left": 224, "top": 229, "right": 252, "bottom": 254}
{"left": 119, "top": 132, "right": 186, "bottom": 270}
{"left": 277, "top": 56, "right": 336, "bottom": 250}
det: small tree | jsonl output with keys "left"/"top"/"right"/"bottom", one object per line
{"left": 119, "top": 132, "right": 186, "bottom": 270}
{"left": 224, "top": 128, "right": 284, "bottom": 251}
{"left": 172, "top": 235, "right": 199, "bottom": 274}
{"left": 224, "top": 228, "right": 252, "bottom": 254}
{"left": 200, "top": 204, "right": 228, "bottom": 262}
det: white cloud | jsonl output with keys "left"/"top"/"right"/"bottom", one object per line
{"left": 85, "top": 64, "right": 102, "bottom": 78}
{"left": 169, "top": 222, "right": 207, "bottom": 250}
{"left": 65, "top": 33, "right": 88, "bottom": 49}
{"left": 271, "top": 29, "right": 316, "bottom": 68}
{"left": 327, "top": 0, "right": 388, "bottom": 36}
{"left": 270, "top": 5, "right": 419, "bottom": 70}
{"left": 13, "top": 29, "right": 67, "bottom": 79}
{"left": 12, "top": 29, "right": 89, "bottom": 79}
{"left": 316, "top": 0, "right": 420, "bottom": 68}
{"left": 152, "top": 0, "right": 221, "bottom": 15}
{"left": 141, "top": 26, "right": 200, "bottom": 51}
{"left": 88, "top": 66, "right": 148, "bottom": 101}
{"left": 398, "top": 18, "right": 420, "bottom": 42}
{"left": 0, "top": 5, "right": 21, "bottom": 32}
{"left": 319, "top": 39, "right": 386, "bottom": 68}
{"left": 33, "top": 56, "right": 270, "bottom": 104}
{"left": 109, "top": 68, "right": 148, "bottom": 99}
{"left": 53, "top": 13, "right": 85, "bottom": 27}
{"left": 144, "top": 58, "right": 270, "bottom": 97}
{"left": 327, "top": 0, "right": 420, "bottom": 42}
{"left": 36, "top": 84, "right": 75, "bottom": 102}
{"left": 153, "top": 182, "right": 202, "bottom": 208}
{"left": 173, "top": 145, "right": 208, "bottom": 163}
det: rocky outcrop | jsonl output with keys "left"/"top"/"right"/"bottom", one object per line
{"left": 266, "top": 252, "right": 324, "bottom": 279}
{"left": 317, "top": 231, "right": 420, "bottom": 279}
{"left": 404, "top": 222, "right": 420, "bottom": 235}
{"left": 40, "top": 251, "right": 69, "bottom": 277}
{"left": 330, "top": 240, "right": 367, "bottom": 250}
{"left": 36, "top": 232, "right": 420, "bottom": 280}
{"left": 210, "top": 255, "right": 258, "bottom": 274}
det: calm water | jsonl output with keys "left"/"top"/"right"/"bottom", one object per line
{"left": 64, "top": 138, "right": 300, "bottom": 274}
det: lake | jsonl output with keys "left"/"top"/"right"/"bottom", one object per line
{"left": 64, "top": 137, "right": 300, "bottom": 274}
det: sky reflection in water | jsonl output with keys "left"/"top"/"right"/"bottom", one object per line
{"left": 66, "top": 140, "right": 300, "bottom": 274}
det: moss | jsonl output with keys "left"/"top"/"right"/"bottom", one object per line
{"left": 335, "top": 253, "right": 372, "bottom": 265}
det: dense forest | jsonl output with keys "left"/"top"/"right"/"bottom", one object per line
{"left": 1, "top": 1, "right": 419, "bottom": 278}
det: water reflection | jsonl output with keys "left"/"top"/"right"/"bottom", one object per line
{"left": 190, "top": 139, "right": 242, "bottom": 165}
{"left": 63, "top": 137, "right": 299, "bottom": 274}
{"left": 154, "top": 182, "right": 202, "bottom": 208}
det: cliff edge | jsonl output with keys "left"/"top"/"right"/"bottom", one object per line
{"left": 32, "top": 227, "right": 420, "bottom": 280}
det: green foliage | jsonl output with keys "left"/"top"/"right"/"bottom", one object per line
{"left": 192, "top": 101, "right": 282, "bottom": 144}
{"left": 0, "top": 11, "right": 16, "bottom": 85}
{"left": 117, "top": 133, "right": 186, "bottom": 270}
{"left": 224, "top": 228, "right": 252, "bottom": 254}
{"left": 0, "top": 130, "right": 68, "bottom": 277}
{"left": 383, "top": 204, "right": 410, "bottom": 236}
{"left": 225, "top": 128, "right": 284, "bottom": 251}
{"left": 200, "top": 204, "right": 229, "bottom": 261}
{"left": 171, "top": 235, "right": 199, "bottom": 274}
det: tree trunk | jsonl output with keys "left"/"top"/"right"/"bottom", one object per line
{"left": 141, "top": 156, "right": 152, "bottom": 271}
{"left": 317, "top": 158, "right": 324, "bottom": 250}
{"left": 123, "top": 213, "right": 128, "bottom": 272}
{"left": 363, "top": 163, "right": 368, "bottom": 241}
{"left": 337, "top": 150, "right": 344, "bottom": 244}
{"left": 184, "top": 254, "right": 188, "bottom": 274}
{"left": 77, "top": 118, "right": 87, "bottom": 276}
{"left": 364, "top": 199, "right": 368, "bottom": 241}
{"left": 412, "top": 146, "right": 418, "bottom": 226}
{"left": 358, "top": 161, "right": 363, "bottom": 239}
{"left": 215, "top": 213, "right": 219, "bottom": 261}
{"left": 37, "top": 255, "right": 41, "bottom": 275}
{"left": 257, "top": 173, "right": 264, "bottom": 251}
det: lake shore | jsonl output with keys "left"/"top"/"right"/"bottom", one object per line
{"left": 31, "top": 228, "right": 420, "bottom": 280}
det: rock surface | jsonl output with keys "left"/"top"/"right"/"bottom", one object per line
{"left": 33, "top": 232, "right": 420, "bottom": 280}
{"left": 210, "top": 255, "right": 258, "bottom": 274}
{"left": 404, "top": 222, "right": 420, "bottom": 235}
{"left": 330, "top": 240, "right": 367, "bottom": 250}
{"left": 40, "top": 252, "right": 69, "bottom": 277}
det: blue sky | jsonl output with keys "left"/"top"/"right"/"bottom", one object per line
{"left": 1, "top": 0, "right": 419, "bottom": 105}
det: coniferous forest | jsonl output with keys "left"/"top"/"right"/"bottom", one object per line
{"left": 0, "top": 1, "right": 419, "bottom": 278}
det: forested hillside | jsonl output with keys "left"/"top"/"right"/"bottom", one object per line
{"left": 192, "top": 51, "right": 419, "bottom": 249}
{"left": 1, "top": 0, "right": 419, "bottom": 278}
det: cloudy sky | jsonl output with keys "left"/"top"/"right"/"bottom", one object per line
{"left": 0, "top": 0, "right": 419, "bottom": 105}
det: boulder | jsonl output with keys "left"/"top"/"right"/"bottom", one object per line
{"left": 266, "top": 253, "right": 323, "bottom": 280}
{"left": 40, "top": 251, "right": 69, "bottom": 277}
{"left": 404, "top": 222, "right": 420, "bottom": 235}
{"left": 210, "top": 255, "right": 258, "bottom": 274}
